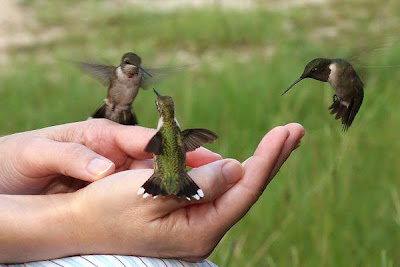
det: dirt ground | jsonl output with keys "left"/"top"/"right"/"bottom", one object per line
{"left": 0, "top": 0, "right": 327, "bottom": 65}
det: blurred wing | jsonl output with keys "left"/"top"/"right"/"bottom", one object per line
{"left": 140, "top": 65, "right": 190, "bottom": 89}
{"left": 344, "top": 37, "right": 400, "bottom": 83}
{"left": 75, "top": 62, "right": 116, "bottom": 86}
{"left": 182, "top": 129, "right": 218, "bottom": 152}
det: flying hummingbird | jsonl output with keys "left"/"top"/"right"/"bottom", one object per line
{"left": 282, "top": 58, "right": 364, "bottom": 131}
{"left": 76, "top": 52, "right": 158, "bottom": 125}
{"left": 137, "top": 89, "right": 218, "bottom": 200}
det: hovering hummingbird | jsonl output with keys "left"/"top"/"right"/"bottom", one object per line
{"left": 137, "top": 89, "right": 218, "bottom": 200}
{"left": 282, "top": 58, "right": 364, "bottom": 131}
{"left": 76, "top": 52, "right": 158, "bottom": 125}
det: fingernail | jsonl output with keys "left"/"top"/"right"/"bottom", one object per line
{"left": 300, "top": 129, "right": 306, "bottom": 138}
{"left": 87, "top": 158, "right": 114, "bottom": 178}
{"left": 222, "top": 159, "right": 243, "bottom": 185}
{"left": 295, "top": 140, "right": 301, "bottom": 149}
{"left": 242, "top": 157, "right": 251, "bottom": 167}
{"left": 213, "top": 152, "right": 223, "bottom": 159}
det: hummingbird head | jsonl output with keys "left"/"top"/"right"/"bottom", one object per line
{"left": 120, "top": 52, "right": 152, "bottom": 77}
{"left": 282, "top": 58, "right": 332, "bottom": 95}
{"left": 301, "top": 58, "right": 332, "bottom": 81}
{"left": 153, "top": 89, "right": 175, "bottom": 119}
{"left": 121, "top": 52, "right": 142, "bottom": 66}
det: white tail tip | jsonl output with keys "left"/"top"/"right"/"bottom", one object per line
{"left": 143, "top": 193, "right": 150, "bottom": 199}
{"left": 137, "top": 187, "right": 145, "bottom": 195}
{"left": 137, "top": 187, "right": 144, "bottom": 195}
{"left": 185, "top": 196, "right": 191, "bottom": 201}
{"left": 192, "top": 194, "right": 200, "bottom": 200}
{"left": 197, "top": 189, "right": 204, "bottom": 198}
{"left": 153, "top": 195, "right": 158, "bottom": 199}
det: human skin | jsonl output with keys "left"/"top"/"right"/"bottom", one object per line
{"left": 0, "top": 119, "right": 304, "bottom": 263}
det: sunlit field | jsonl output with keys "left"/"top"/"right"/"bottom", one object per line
{"left": 1, "top": 1, "right": 400, "bottom": 266}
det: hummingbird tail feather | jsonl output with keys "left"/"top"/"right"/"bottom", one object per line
{"left": 329, "top": 95, "right": 363, "bottom": 131}
{"left": 137, "top": 173, "right": 167, "bottom": 198}
{"left": 178, "top": 173, "right": 204, "bottom": 201}
{"left": 118, "top": 110, "right": 138, "bottom": 125}
{"left": 137, "top": 173, "right": 204, "bottom": 201}
{"left": 92, "top": 102, "right": 107, "bottom": 119}
{"left": 329, "top": 101, "right": 340, "bottom": 115}
{"left": 91, "top": 103, "right": 138, "bottom": 125}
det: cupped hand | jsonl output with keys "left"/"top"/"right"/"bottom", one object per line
{"left": 72, "top": 123, "right": 304, "bottom": 262}
{"left": 0, "top": 119, "right": 221, "bottom": 195}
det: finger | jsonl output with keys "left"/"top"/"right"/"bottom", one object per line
{"left": 41, "top": 120, "right": 156, "bottom": 165}
{"left": 188, "top": 159, "right": 243, "bottom": 203}
{"left": 126, "top": 148, "right": 221, "bottom": 170}
{"left": 134, "top": 159, "right": 243, "bottom": 215}
{"left": 186, "top": 147, "right": 222, "bottom": 167}
{"left": 42, "top": 119, "right": 221, "bottom": 168}
{"left": 269, "top": 123, "right": 305, "bottom": 178}
{"left": 129, "top": 159, "right": 154, "bottom": 170}
{"left": 40, "top": 176, "right": 89, "bottom": 194}
{"left": 212, "top": 126, "right": 290, "bottom": 229}
{"left": 22, "top": 138, "right": 115, "bottom": 182}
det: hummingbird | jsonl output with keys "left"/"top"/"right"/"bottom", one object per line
{"left": 76, "top": 52, "right": 154, "bottom": 125}
{"left": 137, "top": 89, "right": 218, "bottom": 200}
{"left": 282, "top": 58, "right": 364, "bottom": 131}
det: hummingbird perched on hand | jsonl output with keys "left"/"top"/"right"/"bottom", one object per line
{"left": 76, "top": 52, "right": 156, "bottom": 125}
{"left": 282, "top": 58, "right": 364, "bottom": 131}
{"left": 137, "top": 89, "right": 218, "bottom": 200}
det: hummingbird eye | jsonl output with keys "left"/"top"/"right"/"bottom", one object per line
{"left": 312, "top": 67, "right": 318, "bottom": 72}
{"left": 124, "top": 58, "right": 130, "bottom": 64}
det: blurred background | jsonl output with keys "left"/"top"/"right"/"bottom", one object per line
{"left": 1, "top": 0, "right": 399, "bottom": 266}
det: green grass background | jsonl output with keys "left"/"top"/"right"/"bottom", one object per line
{"left": 1, "top": 0, "right": 400, "bottom": 266}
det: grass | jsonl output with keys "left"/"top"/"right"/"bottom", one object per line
{"left": 1, "top": 0, "right": 400, "bottom": 266}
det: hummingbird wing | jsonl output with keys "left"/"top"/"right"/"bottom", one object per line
{"left": 140, "top": 66, "right": 190, "bottom": 89}
{"left": 182, "top": 129, "right": 218, "bottom": 152}
{"left": 145, "top": 132, "right": 163, "bottom": 155}
{"left": 338, "top": 37, "right": 400, "bottom": 83}
{"left": 344, "top": 93, "right": 364, "bottom": 131}
{"left": 75, "top": 62, "right": 116, "bottom": 86}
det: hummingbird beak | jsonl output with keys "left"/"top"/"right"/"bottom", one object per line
{"left": 281, "top": 77, "right": 303, "bottom": 96}
{"left": 153, "top": 88, "right": 162, "bottom": 97}
{"left": 139, "top": 66, "right": 152, "bottom": 77}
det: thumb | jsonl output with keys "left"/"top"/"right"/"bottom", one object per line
{"left": 190, "top": 159, "right": 244, "bottom": 202}
{"left": 23, "top": 138, "right": 115, "bottom": 182}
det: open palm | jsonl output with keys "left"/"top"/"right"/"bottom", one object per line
{"left": 72, "top": 123, "right": 304, "bottom": 261}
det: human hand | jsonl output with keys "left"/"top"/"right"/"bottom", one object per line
{"left": 0, "top": 119, "right": 221, "bottom": 195}
{"left": 0, "top": 122, "right": 303, "bottom": 263}
{"left": 69, "top": 123, "right": 305, "bottom": 262}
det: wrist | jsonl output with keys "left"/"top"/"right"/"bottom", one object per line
{"left": 0, "top": 193, "right": 81, "bottom": 263}
{"left": 69, "top": 186, "right": 119, "bottom": 255}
